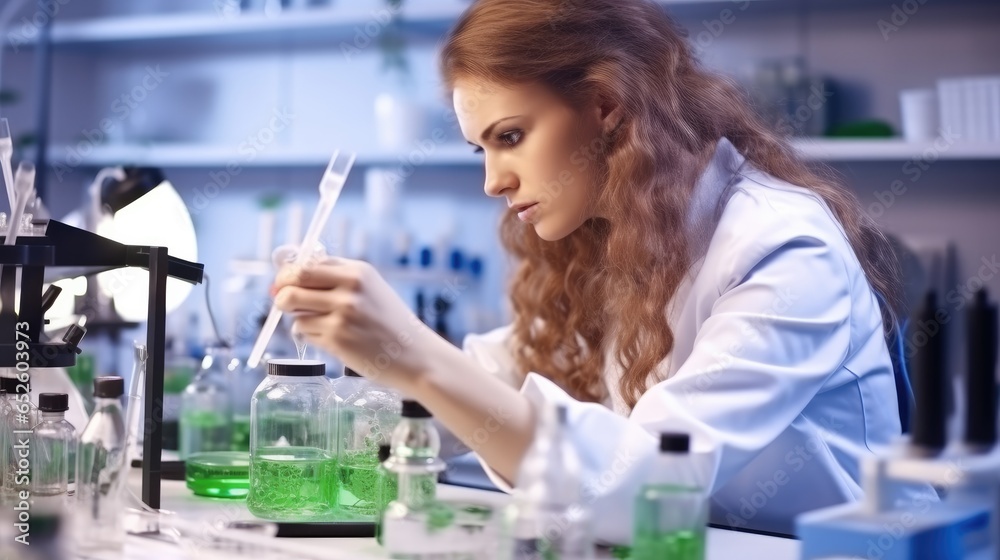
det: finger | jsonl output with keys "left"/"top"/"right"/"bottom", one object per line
{"left": 272, "top": 259, "right": 363, "bottom": 292}
{"left": 273, "top": 286, "right": 335, "bottom": 315}
{"left": 293, "top": 314, "right": 327, "bottom": 337}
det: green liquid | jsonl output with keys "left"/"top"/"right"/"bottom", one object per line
{"left": 632, "top": 530, "right": 704, "bottom": 560}
{"left": 337, "top": 451, "right": 381, "bottom": 516}
{"left": 186, "top": 453, "right": 250, "bottom": 499}
{"left": 247, "top": 446, "right": 337, "bottom": 520}
{"left": 231, "top": 415, "right": 251, "bottom": 452}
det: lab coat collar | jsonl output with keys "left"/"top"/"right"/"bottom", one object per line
{"left": 685, "top": 137, "right": 748, "bottom": 260}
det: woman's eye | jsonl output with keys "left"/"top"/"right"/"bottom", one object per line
{"left": 499, "top": 130, "right": 522, "bottom": 147}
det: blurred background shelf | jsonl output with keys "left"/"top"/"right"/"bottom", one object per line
{"left": 41, "top": 139, "right": 1000, "bottom": 169}
{"left": 36, "top": 1, "right": 784, "bottom": 48}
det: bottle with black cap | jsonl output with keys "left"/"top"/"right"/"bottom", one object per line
{"left": 381, "top": 399, "right": 451, "bottom": 556}
{"left": 632, "top": 432, "right": 708, "bottom": 560}
{"left": 247, "top": 359, "right": 336, "bottom": 521}
{"left": 330, "top": 365, "right": 401, "bottom": 518}
{"left": 31, "top": 393, "right": 77, "bottom": 497}
{"left": 76, "top": 376, "right": 127, "bottom": 553}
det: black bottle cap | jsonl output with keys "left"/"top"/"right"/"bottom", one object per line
{"left": 267, "top": 359, "right": 325, "bottom": 377}
{"left": 94, "top": 376, "right": 124, "bottom": 399}
{"left": 401, "top": 400, "right": 431, "bottom": 418}
{"left": 344, "top": 366, "right": 361, "bottom": 378}
{"left": 0, "top": 376, "right": 27, "bottom": 394}
{"left": 378, "top": 443, "right": 392, "bottom": 463}
{"left": 38, "top": 393, "right": 69, "bottom": 413}
{"left": 660, "top": 432, "right": 690, "bottom": 453}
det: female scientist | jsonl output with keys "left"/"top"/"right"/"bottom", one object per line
{"left": 272, "top": 0, "right": 907, "bottom": 541}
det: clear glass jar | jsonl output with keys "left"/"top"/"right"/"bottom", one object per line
{"left": 31, "top": 393, "right": 77, "bottom": 497}
{"left": 331, "top": 367, "right": 401, "bottom": 518}
{"left": 180, "top": 346, "right": 234, "bottom": 459}
{"left": 247, "top": 359, "right": 335, "bottom": 521}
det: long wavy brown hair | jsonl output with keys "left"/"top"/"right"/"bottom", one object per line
{"left": 440, "top": 0, "right": 902, "bottom": 410}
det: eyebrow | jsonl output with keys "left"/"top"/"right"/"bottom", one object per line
{"left": 468, "top": 115, "right": 522, "bottom": 146}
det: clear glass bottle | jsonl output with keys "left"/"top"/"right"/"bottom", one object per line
{"left": 180, "top": 345, "right": 234, "bottom": 459}
{"left": 332, "top": 366, "right": 401, "bottom": 517}
{"left": 247, "top": 359, "right": 335, "bottom": 521}
{"left": 632, "top": 433, "right": 707, "bottom": 560}
{"left": 1, "top": 375, "right": 37, "bottom": 499}
{"left": 502, "top": 404, "right": 594, "bottom": 560}
{"left": 31, "top": 393, "right": 77, "bottom": 497}
{"left": 75, "top": 376, "right": 127, "bottom": 553}
{"left": 382, "top": 401, "right": 498, "bottom": 557}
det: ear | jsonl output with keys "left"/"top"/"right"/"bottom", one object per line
{"left": 597, "top": 95, "right": 623, "bottom": 136}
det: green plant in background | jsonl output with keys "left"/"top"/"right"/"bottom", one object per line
{"left": 378, "top": 0, "right": 410, "bottom": 81}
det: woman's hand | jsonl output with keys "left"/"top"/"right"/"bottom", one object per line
{"left": 271, "top": 256, "right": 440, "bottom": 392}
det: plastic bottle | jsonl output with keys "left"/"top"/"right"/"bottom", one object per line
{"left": 502, "top": 404, "right": 594, "bottom": 559}
{"left": 632, "top": 433, "right": 707, "bottom": 560}
{"left": 31, "top": 393, "right": 77, "bottom": 497}
{"left": 75, "top": 376, "right": 127, "bottom": 553}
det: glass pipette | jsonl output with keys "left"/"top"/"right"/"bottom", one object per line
{"left": 0, "top": 119, "right": 14, "bottom": 212}
{"left": 246, "top": 150, "right": 356, "bottom": 369}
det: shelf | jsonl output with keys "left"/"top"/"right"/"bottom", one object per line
{"left": 30, "top": 1, "right": 776, "bottom": 48}
{"left": 43, "top": 143, "right": 481, "bottom": 169}
{"left": 792, "top": 138, "right": 1000, "bottom": 162}
{"left": 40, "top": 139, "right": 1000, "bottom": 170}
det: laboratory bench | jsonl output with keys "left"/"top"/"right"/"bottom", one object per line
{"left": 71, "top": 467, "right": 803, "bottom": 560}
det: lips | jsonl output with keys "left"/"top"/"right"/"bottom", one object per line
{"left": 513, "top": 202, "right": 539, "bottom": 222}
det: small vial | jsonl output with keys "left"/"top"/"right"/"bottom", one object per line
{"left": 75, "top": 377, "right": 127, "bottom": 553}
{"left": 632, "top": 433, "right": 707, "bottom": 560}
{"left": 31, "top": 393, "right": 77, "bottom": 497}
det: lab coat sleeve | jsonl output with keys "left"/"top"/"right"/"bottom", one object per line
{"left": 435, "top": 325, "right": 524, "bottom": 460}
{"left": 474, "top": 233, "right": 854, "bottom": 545}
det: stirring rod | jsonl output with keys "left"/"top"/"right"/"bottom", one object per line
{"left": 247, "top": 151, "right": 356, "bottom": 369}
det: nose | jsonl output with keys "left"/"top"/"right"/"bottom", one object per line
{"left": 483, "top": 153, "right": 517, "bottom": 198}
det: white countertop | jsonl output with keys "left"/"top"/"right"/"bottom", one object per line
{"left": 72, "top": 467, "right": 801, "bottom": 560}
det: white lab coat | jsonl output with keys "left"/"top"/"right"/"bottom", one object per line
{"left": 461, "top": 137, "right": 906, "bottom": 542}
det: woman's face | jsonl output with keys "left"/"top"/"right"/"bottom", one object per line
{"left": 453, "top": 78, "right": 610, "bottom": 241}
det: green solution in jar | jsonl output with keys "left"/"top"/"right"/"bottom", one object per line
{"left": 185, "top": 452, "right": 250, "bottom": 498}
{"left": 246, "top": 446, "right": 337, "bottom": 521}
{"left": 337, "top": 449, "right": 382, "bottom": 517}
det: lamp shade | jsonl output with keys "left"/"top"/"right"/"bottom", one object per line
{"left": 95, "top": 180, "right": 197, "bottom": 322}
